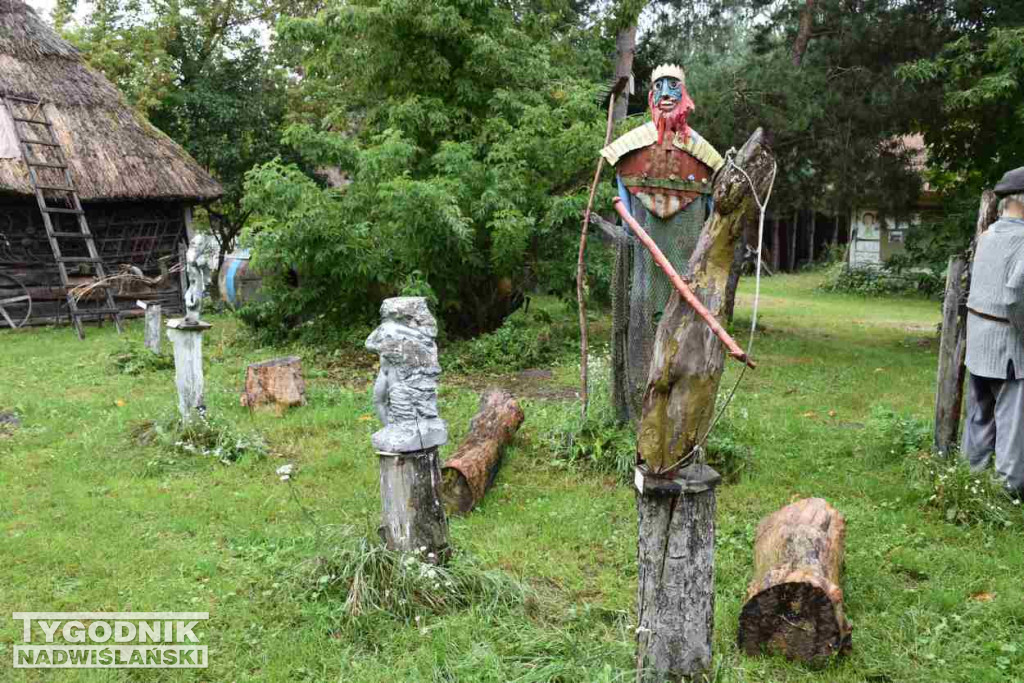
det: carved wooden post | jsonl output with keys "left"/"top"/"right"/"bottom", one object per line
{"left": 366, "top": 297, "right": 450, "bottom": 563}
{"left": 933, "top": 255, "right": 968, "bottom": 454}
{"left": 933, "top": 190, "right": 999, "bottom": 454}
{"left": 143, "top": 303, "right": 162, "bottom": 354}
{"left": 635, "top": 129, "right": 774, "bottom": 681}
{"left": 166, "top": 320, "right": 208, "bottom": 424}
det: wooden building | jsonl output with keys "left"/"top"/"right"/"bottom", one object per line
{"left": 0, "top": 1, "right": 221, "bottom": 331}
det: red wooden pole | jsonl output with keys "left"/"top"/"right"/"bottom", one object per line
{"left": 613, "top": 197, "right": 755, "bottom": 369}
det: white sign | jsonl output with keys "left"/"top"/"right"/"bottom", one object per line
{"left": 12, "top": 612, "right": 208, "bottom": 668}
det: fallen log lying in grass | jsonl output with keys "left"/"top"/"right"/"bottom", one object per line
{"left": 738, "top": 497, "right": 852, "bottom": 664}
{"left": 440, "top": 389, "right": 524, "bottom": 515}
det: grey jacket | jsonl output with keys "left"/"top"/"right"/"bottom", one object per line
{"left": 966, "top": 217, "right": 1024, "bottom": 378}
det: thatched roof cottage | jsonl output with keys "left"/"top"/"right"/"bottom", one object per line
{"left": 0, "top": 0, "right": 221, "bottom": 328}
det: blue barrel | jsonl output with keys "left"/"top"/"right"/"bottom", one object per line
{"left": 219, "top": 250, "right": 264, "bottom": 307}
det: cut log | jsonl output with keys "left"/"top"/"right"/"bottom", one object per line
{"left": 379, "top": 448, "right": 450, "bottom": 564}
{"left": 144, "top": 303, "right": 162, "bottom": 354}
{"left": 440, "top": 389, "right": 524, "bottom": 515}
{"left": 738, "top": 497, "right": 852, "bottom": 664}
{"left": 240, "top": 356, "right": 306, "bottom": 411}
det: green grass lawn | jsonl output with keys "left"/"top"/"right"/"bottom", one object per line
{"left": 0, "top": 273, "right": 1021, "bottom": 682}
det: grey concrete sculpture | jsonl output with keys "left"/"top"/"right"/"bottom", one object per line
{"left": 182, "top": 234, "right": 220, "bottom": 327}
{"left": 366, "top": 297, "right": 448, "bottom": 453}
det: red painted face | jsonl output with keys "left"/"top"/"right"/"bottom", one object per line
{"left": 648, "top": 81, "right": 695, "bottom": 145}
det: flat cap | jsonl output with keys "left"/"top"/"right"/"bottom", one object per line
{"left": 994, "top": 166, "right": 1024, "bottom": 196}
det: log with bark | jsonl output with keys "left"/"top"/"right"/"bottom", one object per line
{"left": 634, "top": 128, "right": 775, "bottom": 682}
{"left": 240, "top": 356, "right": 307, "bottom": 411}
{"left": 637, "top": 128, "right": 774, "bottom": 475}
{"left": 738, "top": 497, "right": 852, "bottom": 664}
{"left": 441, "top": 389, "right": 524, "bottom": 515}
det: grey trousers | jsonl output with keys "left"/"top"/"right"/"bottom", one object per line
{"left": 962, "top": 369, "right": 1024, "bottom": 492}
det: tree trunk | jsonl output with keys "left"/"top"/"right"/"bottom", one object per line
{"left": 788, "top": 210, "right": 798, "bottom": 272}
{"left": 633, "top": 129, "right": 774, "bottom": 682}
{"left": 379, "top": 448, "right": 451, "bottom": 564}
{"left": 792, "top": 0, "right": 816, "bottom": 67}
{"left": 724, "top": 214, "right": 755, "bottom": 323}
{"left": 808, "top": 211, "right": 817, "bottom": 264}
{"left": 738, "top": 497, "right": 851, "bottom": 664}
{"left": 638, "top": 128, "right": 774, "bottom": 474}
{"left": 441, "top": 389, "right": 524, "bottom": 515}
{"left": 831, "top": 212, "right": 839, "bottom": 248}
{"left": 772, "top": 215, "right": 781, "bottom": 272}
{"left": 612, "top": 24, "right": 636, "bottom": 122}
{"left": 241, "top": 356, "right": 307, "bottom": 411}
{"left": 934, "top": 255, "right": 968, "bottom": 455}
{"left": 635, "top": 464, "right": 720, "bottom": 680}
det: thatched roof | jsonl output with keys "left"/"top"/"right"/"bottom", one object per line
{"left": 0, "top": 1, "right": 222, "bottom": 202}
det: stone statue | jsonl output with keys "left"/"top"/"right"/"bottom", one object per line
{"left": 601, "top": 63, "right": 725, "bottom": 424}
{"left": 183, "top": 234, "right": 220, "bottom": 326}
{"left": 365, "top": 297, "right": 448, "bottom": 453}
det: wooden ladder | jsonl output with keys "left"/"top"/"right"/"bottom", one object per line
{"left": 1, "top": 94, "right": 122, "bottom": 339}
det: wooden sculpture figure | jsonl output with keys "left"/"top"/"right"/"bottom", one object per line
{"left": 602, "top": 64, "right": 725, "bottom": 424}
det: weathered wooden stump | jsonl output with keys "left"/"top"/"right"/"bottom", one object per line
{"left": 143, "top": 303, "right": 162, "bottom": 354}
{"left": 379, "top": 448, "right": 451, "bottom": 563}
{"left": 738, "top": 497, "right": 851, "bottom": 664}
{"left": 635, "top": 464, "right": 720, "bottom": 680}
{"left": 366, "top": 297, "right": 450, "bottom": 564}
{"left": 441, "top": 389, "right": 524, "bottom": 515}
{"left": 166, "top": 320, "right": 209, "bottom": 423}
{"left": 240, "top": 356, "right": 306, "bottom": 411}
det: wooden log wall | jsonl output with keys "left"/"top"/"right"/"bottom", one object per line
{"left": 0, "top": 200, "right": 187, "bottom": 326}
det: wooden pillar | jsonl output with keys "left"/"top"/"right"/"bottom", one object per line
{"left": 934, "top": 255, "right": 968, "bottom": 455}
{"left": 144, "top": 304, "right": 162, "bottom": 354}
{"left": 636, "top": 464, "right": 721, "bottom": 679}
{"left": 166, "top": 321, "right": 209, "bottom": 423}
{"left": 635, "top": 129, "right": 775, "bottom": 681}
{"left": 379, "top": 448, "right": 450, "bottom": 563}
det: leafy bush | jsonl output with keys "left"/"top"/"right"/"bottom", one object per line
{"left": 705, "top": 432, "right": 751, "bottom": 484}
{"left": 241, "top": 0, "right": 614, "bottom": 343}
{"left": 868, "top": 405, "right": 932, "bottom": 461}
{"left": 445, "top": 309, "right": 572, "bottom": 374}
{"left": 820, "top": 263, "right": 942, "bottom": 297}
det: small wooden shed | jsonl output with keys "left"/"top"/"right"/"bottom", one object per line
{"left": 0, "top": 1, "right": 221, "bottom": 330}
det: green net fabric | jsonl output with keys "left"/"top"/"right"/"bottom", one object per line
{"left": 611, "top": 196, "right": 707, "bottom": 424}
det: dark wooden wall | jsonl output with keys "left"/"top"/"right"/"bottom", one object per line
{"left": 0, "top": 199, "right": 187, "bottom": 326}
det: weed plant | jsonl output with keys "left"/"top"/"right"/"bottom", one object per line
{"left": 109, "top": 339, "right": 175, "bottom": 375}
{"left": 132, "top": 413, "right": 268, "bottom": 464}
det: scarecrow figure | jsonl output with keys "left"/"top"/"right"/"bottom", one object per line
{"left": 183, "top": 234, "right": 219, "bottom": 326}
{"left": 601, "top": 64, "right": 725, "bottom": 424}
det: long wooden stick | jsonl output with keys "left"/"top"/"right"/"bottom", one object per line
{"left": 577, "top": 77, "right": 629, "bottom": 417}
{"left": 613, "top": 197, "right": 756, "bottom": 369}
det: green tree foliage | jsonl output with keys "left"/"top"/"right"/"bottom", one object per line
{"left": 240, "top": 0, "right": 611, "bottom": 339}
{"left": 55, "top": 0, "right": 300, "bottom": 276}
{"left": 897, "top": 19, "right": 1024, "bottom": 265}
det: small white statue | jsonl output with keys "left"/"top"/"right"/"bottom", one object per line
{"left": 183, "top": 234, "right": 220, "bottom": 326}
{"left": 365, "top": 297, "right": 448, "bottom": 453}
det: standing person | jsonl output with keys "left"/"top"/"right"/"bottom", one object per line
{"left": 963, "top": 166, "right": 1024, "bottom": 498}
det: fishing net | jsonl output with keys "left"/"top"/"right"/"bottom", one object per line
{"left": 611, "top": 197, "right": 708, "bottom": 424}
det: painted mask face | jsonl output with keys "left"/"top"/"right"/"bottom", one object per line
{"left": 651, "top": 77, "right": 683, "bottom": 111}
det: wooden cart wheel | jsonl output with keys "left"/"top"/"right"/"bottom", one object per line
{"left": 0, "top": 272, "right": 32, "bottom": 329}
